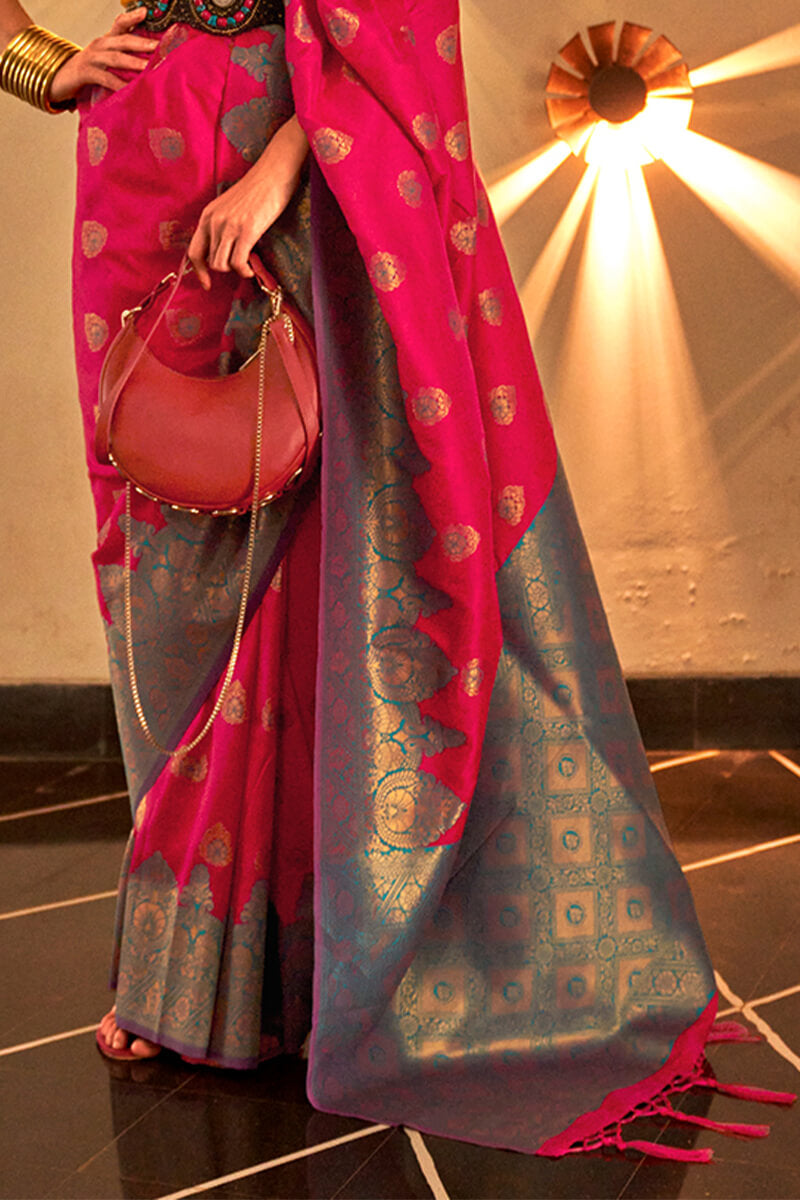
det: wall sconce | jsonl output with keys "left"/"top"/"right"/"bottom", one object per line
{"left": 545, "top": 22, "right": 694, "bottom": 168}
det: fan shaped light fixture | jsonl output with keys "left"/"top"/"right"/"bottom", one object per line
{"left": 546, "top": 21, "right": 694, "bottom": 168}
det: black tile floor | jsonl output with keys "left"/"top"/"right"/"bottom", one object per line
{"left": 1, "top": 749, "right": 798, "bottom": 1199}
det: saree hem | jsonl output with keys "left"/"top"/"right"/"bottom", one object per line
{"left": 112, "top": 1016, "right": 270, "bottom": 1070}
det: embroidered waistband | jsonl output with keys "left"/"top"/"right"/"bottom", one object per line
{"left": 137, "top": 0, "right": 285, "bottom": 35}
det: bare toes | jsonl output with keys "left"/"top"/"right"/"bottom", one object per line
{"left": 130, "top": 1037, "right": 160, "bottom": 1059}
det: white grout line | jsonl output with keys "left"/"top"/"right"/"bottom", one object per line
{"left": 0, "top": 1024, "right": 97, "bottom": 1058}
{"left": 719, "top": 982, "right": 800, "bottom": 1019}
{"left": 0, "top": 790, "right": 128, "bottom": 823}
{"left": 650, "top": 750, "right": 721, "bottom": 774}
{"left": 715, "top": 971, "right": 800, "bottom": 1075}
{"left": 746, "top": 982, "right": 800, "bottom": 1011}
{"left": 0, "top": 890, "right": 117, "bottom": 922}
{"left": 683, "top": 832, "right": 800, "bottom": 873}
{"left": 769, "top": 750, "right": 800, "bottom": 781}
{"left": 405, "top": 1128, "right": 451, "bottom": 1200}
{"left": 153, "top": 1124, "right": 391, "bottom": 1200}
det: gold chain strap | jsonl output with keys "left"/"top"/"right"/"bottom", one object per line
{"left": 122, "top": 308, "right": 274, "bottom": 758}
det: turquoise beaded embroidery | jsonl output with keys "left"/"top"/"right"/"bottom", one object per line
{"left": 142, "top": 0, "right": 283, "bottom": 35}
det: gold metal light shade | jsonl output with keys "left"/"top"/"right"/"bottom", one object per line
{"left": 546, "top": 21, "right": 694, "bottom": 158}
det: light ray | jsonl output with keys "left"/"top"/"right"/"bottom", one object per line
{"left": 487, "top": 141, "right": 572, "bottom": 227}
{"left": 661, "top": 131, "right": 800, "bottom": 293}
{"left": 555, "top": 162, "right": 727, "bottom": 530}
{"left": 690, "top": 23, "right": 800, "bottom": 88}
{"left": 519, "top": 165, "right": 598, "bottom": 340}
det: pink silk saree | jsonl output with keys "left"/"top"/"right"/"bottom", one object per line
{"left": 70, "top": 0, "right": 790, "bottom": 1160}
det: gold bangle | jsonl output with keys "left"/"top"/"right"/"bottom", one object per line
{"left": 0, "top": 25, "right": 82, "bottom": 113}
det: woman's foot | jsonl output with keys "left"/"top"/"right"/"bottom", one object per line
{"left": 96, "top": 1007, "right": 161, "bottom": 1061}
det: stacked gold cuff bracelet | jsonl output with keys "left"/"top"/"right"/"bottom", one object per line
{"left": 0, "top": 25, "right": 81, "bottom": 112}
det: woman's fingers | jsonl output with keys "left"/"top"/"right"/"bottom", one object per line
{"left": 229, "top": 237, "right": 257, "bottom": 278}
{"left": 88, "top": 48, "right": 154, "bottom": 72}
{"left": 98, "top": 33, "right": 159, "bottom": 53}
{"left": 112, "top": 6, "right": 149, "bottom": 30}
{"left": 49, "top": 13, "right": 158, "bottom": 103}
{"left": 187, "top": 224, "right": 213, "bottom": 291}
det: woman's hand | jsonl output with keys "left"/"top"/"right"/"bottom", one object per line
{"left": 188, "top": 115, "right": 310, "bottom": 289}
{"left": 48, "top": 6, "right": 157, "bottom": 106}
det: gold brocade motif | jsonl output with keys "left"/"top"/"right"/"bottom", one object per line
{"left": 199, "top": 821, "right": 233, "bottom": 868}
{"left": 326, "top": 7, "right": 359, "bottom": 46}
{"left": 260, "top": 697, "right": 276, "bottom": 731}
{"left": 114, "top": 852, "right": 269, "bottom": 1065}
{"left": 84, "top": 313, "right": 109, "bottom": 352}
{"left": 312, "top": 127, "right": 354, "bottom": 163}
{"left": 341, "top": 60, "right": 361, "bottom": 85}
{"left": 478, "top": 287, "right": 504, "bottom": 325}
{"left": 441, "top": 523, "right": 480, "bottom": 562}
{"left": 221, "top": 679, "right": 247, "bottom": 724}
{"left": 397, "top": 169, "right": 423, "bottom": 208}
{"left": 369, "top": 251, "right": 408, "bottom": 292}
{"left": 327, "top": 270, "right": 468, "bottom": 906}
{"left": 488, "top": 385, "right": 517, "bottom": 426}
{"left": 293, "top": 5, "right": 314, "bottom": 43}
{"left": 435, "top": 24, "right": 458, "bottom": 64}
{"left": 444, "top": 121, "right": 469, "bottom": 162}
{"left": 412, "top": 112, "right": 439, "bottom": 148}
{"left": 374, "top": 771, "right": 463, "bottom": 850}
{"left": 449, "top": 219, "right": 477, "bottom": 256}
{"left": 170, "top": 750, "right": 209, "bottom": 781}
{"left": 86, "top": 126, "right": 108, "bottom": 165}
{"left": 460, "top": 658, "right": 484, "bottom": 697}
{"left": 148, "top": 127, "right": 185, "bottom": 162}
{"left": 411, "top": 386, "right": 452, "bottom": 425}
{"left": 81, "top": 220, "right": 108, "bottom": 258}
{"left": 497, "top": 485, "right": 526, "bottom": 526}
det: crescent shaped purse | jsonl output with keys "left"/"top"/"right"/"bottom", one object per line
{"left": 94, "top": 254, "right": 321, "bottom": 757}
{"left": 95, "top": 252, "right": 320, "bottom": 514}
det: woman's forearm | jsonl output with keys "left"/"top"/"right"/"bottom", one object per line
{"left": 0, "top": 1, "right": 33, "bottom": 45}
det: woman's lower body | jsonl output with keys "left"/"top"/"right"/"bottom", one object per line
{"left": 73, "top": 21, "right": 317, "bottom": 1067}
{"left": 71, "top": 13, "right": 735, "bottom": 1158}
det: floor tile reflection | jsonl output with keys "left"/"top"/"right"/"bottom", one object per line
{"left": 1, "top": 751, "right": 798, "bottom": 1199}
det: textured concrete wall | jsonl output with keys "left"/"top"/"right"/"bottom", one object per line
{"left": 464, "top": 0, "right": 800, "bottom": 674}
{"left": 0, "top": 1, "right": 111, "bottom": 682}
{"left": 1, "top": 0, "right": 798, "bottom": 681}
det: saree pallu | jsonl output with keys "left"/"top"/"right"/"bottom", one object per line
{"left": 69, "top": 0, "right": 775, "bottom": 1161}
{"left": 288, "top": 0, "right": 737, "bottom": 1159}
{"left": 73, "top": 22, "right": 318, "bottom": 1067}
